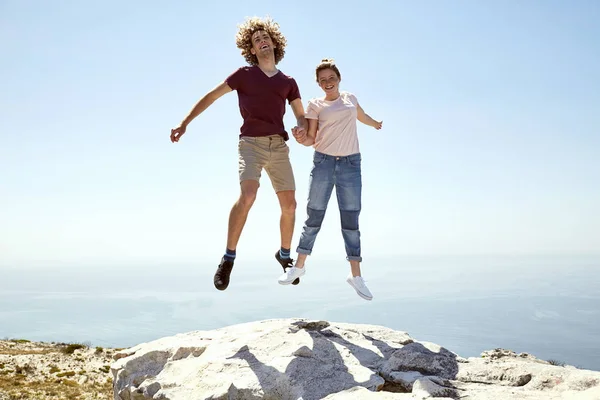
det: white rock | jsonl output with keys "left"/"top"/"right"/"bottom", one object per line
{"left": 111, "top": 318, "right": 600, "bottom": 400}
{"left": 412, "top": 377, "right": 457, "bottom": 398}
{"left": 322, "top": 385, "right": 454, "bottom": 399}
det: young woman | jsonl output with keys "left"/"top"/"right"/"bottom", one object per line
{"left": 278, "top": 59, "right": 382, "bottom": 300}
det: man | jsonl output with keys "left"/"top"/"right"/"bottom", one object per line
{"left": 170, "top": 16, "right": 307, "bottom": 291}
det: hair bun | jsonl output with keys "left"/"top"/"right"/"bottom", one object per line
{"left": 321, "top": 58, "right": 334, "bottom": 63}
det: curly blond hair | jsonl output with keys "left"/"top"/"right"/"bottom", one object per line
{"left": 235, "top": 16, "right": 287, "bottom": 66}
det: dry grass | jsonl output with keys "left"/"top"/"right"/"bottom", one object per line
{"left": 0, "top": 340, "right": 114, "bottom": 400}
{"left": 0, "top": 374, "right": 113, "bottom": 399}
{"left": 0, "top": 342, "right": 58, "bottom": 356}
{"left": 0, "top": 375, "right": 113, "bottom": 399}
{"left": 0, "top": 349, "right": 55, "bottom": 356}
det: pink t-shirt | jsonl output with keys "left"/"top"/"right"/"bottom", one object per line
{"left": 305, "top": 91, "right": 359, "bottom": 156}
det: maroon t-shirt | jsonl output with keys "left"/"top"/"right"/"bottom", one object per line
{"left": 225, "top": 66, "right": 301, "bottom": 141}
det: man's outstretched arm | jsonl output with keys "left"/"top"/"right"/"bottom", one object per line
{"left": 170, "top": 81, "right": 233, "bottom": 143}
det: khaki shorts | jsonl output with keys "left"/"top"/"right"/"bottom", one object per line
{"left": 238, "top": 134, "right": 296, "bottom": 192}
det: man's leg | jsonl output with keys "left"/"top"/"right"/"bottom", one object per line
{"left": 227, "top": 180, "right": 260, "bottom": 250}
{"left": 214, "top": 137, "right": 266, "bottom": 291}
{"left": 274, "top": 190, "right": 297, "bottom": 283}
{"left": 276, "top": 190, "right": 296, "bottom": 251}
{"left": 265, "top": 136, "right": 296, "bottom": 250}
{"left": 214, "top": 180, "right": 259, "bottom": 291}
{"left": 265, "top": 135, "right": 302, "bottom": 283}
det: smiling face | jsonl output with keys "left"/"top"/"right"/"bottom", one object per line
{"left": 317, "top": 68, "right": 341, "bottom": 97}
{"left": 236, "top": 17, "right": 287, "bottom": 65}
{"left": 250, "top": 30, "right": 275, "bottom": 57}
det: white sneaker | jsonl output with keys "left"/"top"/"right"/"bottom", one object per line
{"left": 278, "top": 266, "right": 305, "bottom": 285}
{"left": 346, "top": 274, "right": 373, "bottom": 300}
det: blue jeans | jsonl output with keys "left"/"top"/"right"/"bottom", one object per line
{"left": 296, "top": 151, "right": 362, "bottom": 261}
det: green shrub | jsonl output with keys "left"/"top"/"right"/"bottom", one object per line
{"left": 62, "top": 343, "right": 86, "bottom": 355}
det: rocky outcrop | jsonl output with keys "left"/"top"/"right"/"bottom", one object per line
{"left": 111, "top": 319, "right": 600, "bottom": 400}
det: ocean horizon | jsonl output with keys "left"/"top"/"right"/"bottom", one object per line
{"left": 1, "top": 254, "right": 599, "bottom": 371}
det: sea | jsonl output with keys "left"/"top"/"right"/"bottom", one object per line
{"left": 1, "top": 255, "right": 599, "bottom": 371}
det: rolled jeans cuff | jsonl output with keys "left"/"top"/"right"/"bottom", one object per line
{"left": 346, "top": 256, "right": 362, "bottom": 262}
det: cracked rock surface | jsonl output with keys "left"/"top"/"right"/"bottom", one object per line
{"left": 111, "top": 319, "right": 600, "bottom": 400}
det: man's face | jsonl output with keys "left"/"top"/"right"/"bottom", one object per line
{"left": 250, "top": 30, "right": 275, "bottom": 56}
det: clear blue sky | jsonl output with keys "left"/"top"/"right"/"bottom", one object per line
{"left": 1, "top": 0, "right": 599, "bottom": 267}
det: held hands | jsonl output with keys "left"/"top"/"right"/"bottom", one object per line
{"left": 170, "top": 124, "right": 187, "bottom": 143}
{"left": 291, "top": 126, "right": 307, "bottom": 143}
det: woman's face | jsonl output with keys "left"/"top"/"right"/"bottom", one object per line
{"left": 317, "top": 68, "right": 340, "bottom": 96}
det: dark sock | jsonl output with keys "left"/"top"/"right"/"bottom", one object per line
{"left": 224, "top": 248, "right": 236, "bottom": 262}
{"left": 279, "top": 247, "right": 291, "bottom": 259}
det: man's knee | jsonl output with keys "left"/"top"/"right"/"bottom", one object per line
{"left": 281, "top": 199, "right": 296, "bottom": 216}
{"left": 239, "top": 180, "right": 259, "bottom": 209}
{"left": 278, "top": 191, "right": 297, "bottom": 214}
{"left": 239, "top": 192, "right": 257, "bottom": 209}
